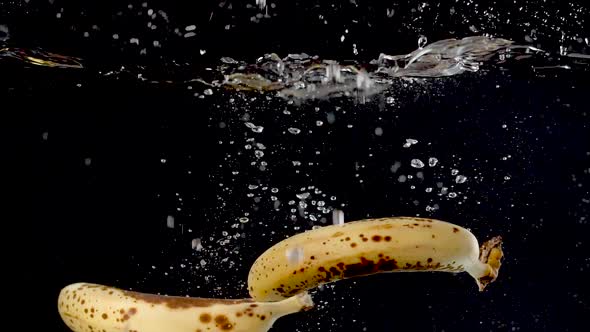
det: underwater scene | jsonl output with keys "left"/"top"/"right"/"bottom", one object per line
{"left": 5, "top": 0, "right": 589, "bottom": 331}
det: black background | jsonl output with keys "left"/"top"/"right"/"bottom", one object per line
{"left": 2, "top": 1, "right": 590, "bottom": 331}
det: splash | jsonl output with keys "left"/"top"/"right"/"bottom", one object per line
{"left": 2, "top": 35, "right": 588, "bottom": 100}
{"left": 218, "top": 36, "right": 540, "bottom": 99}
{"left": 0, "top": 47, "right": 83, "bottom": 69}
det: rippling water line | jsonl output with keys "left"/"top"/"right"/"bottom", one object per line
{"left": 1, "top": 35, "right": 588, "bottom": 100}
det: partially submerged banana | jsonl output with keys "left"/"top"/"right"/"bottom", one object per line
{"left": 248, "top": 217, "right": 503, "bottom": 301}
{"left": 58, "top": 282, "right": 313, "bottom": 332}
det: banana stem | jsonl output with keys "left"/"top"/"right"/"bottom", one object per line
{"left": 466, "top": 236, "right": 504, "bottom": 291}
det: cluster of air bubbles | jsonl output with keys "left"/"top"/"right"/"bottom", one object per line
{"left": 403, "top": 138, "right": 419, "bottom": 148}
{"left": 245, "top": 122, "right": 264, "bottom": 133}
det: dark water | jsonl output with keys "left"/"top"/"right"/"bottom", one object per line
{"left": 4, "top": 1, "right": 589, "bottom": 331}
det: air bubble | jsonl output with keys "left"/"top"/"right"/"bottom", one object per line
{"left": 332, "top": 209, "right": 345, "bottom": 225}
{"left": 296, "top": 192, "right": 310, "bottom": 199}
{"left": 418, "top": 35, "right": 428, "bottom": 48}
{"left": 166, "top": 215, "right": 175, "bottom": 228}
{"left": 455, "top": 175, "right": 468, "bottom": 183}
{"left": 411, "top": 159, "right": 425, "bottom": 168}
{"left": 191, "top": 238, "right": 203, "bottom": 251}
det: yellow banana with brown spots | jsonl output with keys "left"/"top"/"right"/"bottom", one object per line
{"left": 248, "top": 217, "right": 503, "bottom": 301}
{"left": 58, "top": 283, "right": 313, "bottom": 332}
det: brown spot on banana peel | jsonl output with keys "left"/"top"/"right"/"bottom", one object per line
{"left": 122, "top": 290, "right": 253, "bottom": 308}
{"left": 58, "top": 283, "right": 314, "bottom": 332}
{"left": 248, "top": 217, "right": 505, "bottom": 301}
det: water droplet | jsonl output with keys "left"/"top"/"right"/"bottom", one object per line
{"left": 425, "top": 187, "right": 433, "bottom": 193}
{"left": 451, "top": 169, "right": 459, "bottom": 175}
{"left": 255, "top": 150, "right": 264, "bottom": 158}
{"left": 288, "top": 127, "right": 301, "bottom": 134}
{"left": 428, "top": 157, "right": 438, "bottom": 167}
{"left": 239, "top": 217, "right": 249, "bottom": 223}
{"left": 316, "top": 120, "right": 324, "bottom": 126}
{"left": 411, "top": 159, "right": 425, "bottom": 168}
{"left": 448, "top": 192, "right": 457, "bottom": 198}
{"left": 386, "top": 96, "right": 395, "bottom": 104}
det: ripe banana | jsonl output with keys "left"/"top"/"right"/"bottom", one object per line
{"left": 58, "top": 282, "right": 313, "bottom": 332}
{"left": 248, "top": 217, "right": 503, "bottom": 301}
